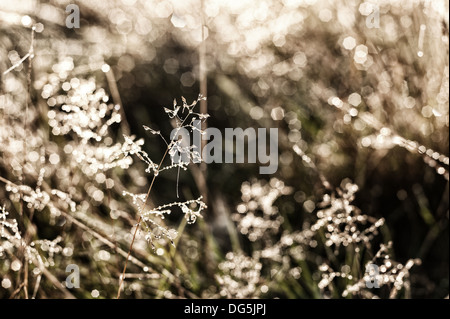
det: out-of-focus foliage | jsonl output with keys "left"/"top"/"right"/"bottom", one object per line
{"left": 0, "top": 0, "right": 448, "bottom": 299}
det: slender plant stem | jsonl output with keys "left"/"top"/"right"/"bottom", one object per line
{"left": 116, "top": 104, "right": 195, "bottom": 298}
{"left": 105, "top": 68, "right": 131, "bottom": 136}
{"left": 116, "top": 146, "right": 170, "bottom": 299}
{"left": 199, "top": 0, "right": 208, "bottom": 178}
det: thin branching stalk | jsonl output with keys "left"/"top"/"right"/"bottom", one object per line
{"left": 116, "top": 147, "right": 170, "bottom": 299}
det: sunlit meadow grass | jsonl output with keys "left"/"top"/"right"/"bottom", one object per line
{"left": 0, "top": 0, "right": 448, "bottom": 299}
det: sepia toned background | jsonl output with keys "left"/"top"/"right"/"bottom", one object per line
{"left": 0, "top": 0, "right": 448, "bottom": 299}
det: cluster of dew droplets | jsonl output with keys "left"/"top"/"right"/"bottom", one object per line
{"left": 121, "top": 95, "right": 208, "bottom": 253}
{"left": 233, "top": 178, "right": 293, "bottom": 242}
{"left": 215, "top": 252, "right": 264, "bottom": 298}
{"left": 0, "top": 205, "right": 65, "bottom": 271}
{"left": 340, "top": 242, "right": 421, "bottom": 298}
